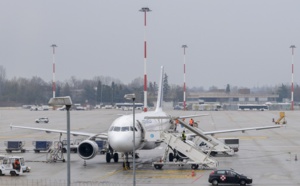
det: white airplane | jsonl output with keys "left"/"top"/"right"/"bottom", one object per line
{"left": 10, "top": 66, "right": 282, "bottom": 168}
{"left": 10, "top": 66, "right": 202, "bottom": 168}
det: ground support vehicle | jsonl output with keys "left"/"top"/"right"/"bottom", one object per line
{"left": 61, "top": 139, "right": 84, "bottom": 153}
{"left": 95, "top": 140, "right": 107, "bottom": 154}
{"left": 0, "top": 156, "right": 31, "bottom": 176}
{"left": 32, "top": 141, "right": 53, "bottom": 153}
{"left": 35, "top": 117, "right": 49, "bottom": 123}
{"left": 208, "top": 169, "right": 252, "bottom": 186}
{"left": 4, "top": 141, "right": 26, "bottom": 153}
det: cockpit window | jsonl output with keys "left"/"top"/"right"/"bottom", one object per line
{"left": 130, "top": 126, "right": 134, "bottom": 131}
{"left": 109, "top": 126, "right": 114, "bottom": 131}
{"left": 113, "top": 126, "right": 121, "bottom": 131}
{"left": 121, "top": 126, "right": 129, "bottom": 131}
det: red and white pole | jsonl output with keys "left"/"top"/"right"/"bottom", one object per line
{"left": 51, "top": 44, "right": 57, "bottom": 98}
{"left": 140, "top": 7, "right": 151, "bottom": 112}
{"left": 290, "top": 45, "right": 296, "bottom": 110}
{"left": 182, "top": 45, "right": 188, "bottom": 110}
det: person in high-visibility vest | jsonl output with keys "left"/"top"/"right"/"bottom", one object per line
{"left": 174, "top": 119, "right": 179, "bottom": 131}
{"left": 189, "top": 118, "right": 194, "bottom": 127}
{"left": 182, "top": 130, "right": 186, "bottom": 142}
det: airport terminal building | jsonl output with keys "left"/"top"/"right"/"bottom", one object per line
{"left": 182, "top": 89, "right": 291, "bottom": 111}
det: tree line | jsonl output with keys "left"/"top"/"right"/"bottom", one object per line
{"left": 0, "top": 65, "right": 299, "bottom": 107}
{"left": 0, "top": 66, "right": 183, "bottom": 107}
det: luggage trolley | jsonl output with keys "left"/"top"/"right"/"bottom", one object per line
{"left": 4, "top": 141, "right": 26, "bottom": 153}
{"left": 32, "top": 141, "right": 53, "bottom": 153}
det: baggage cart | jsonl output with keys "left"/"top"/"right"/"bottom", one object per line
{"left": 32, "top": 141, "right": 53, "bottom": 153}
{"left": 4, "top": 141, "right": 26, "bottom": 153}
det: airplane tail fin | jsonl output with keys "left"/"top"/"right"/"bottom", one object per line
{"left": 155, "top": 66, "right": 164, "bottom": 112}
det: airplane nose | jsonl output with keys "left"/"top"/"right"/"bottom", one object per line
{"left": 109, "top": 133, "right": 134, "bottom": 152}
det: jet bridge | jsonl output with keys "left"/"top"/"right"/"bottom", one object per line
{"left": 152, "top": 119, "right": 219, "bottom": 169}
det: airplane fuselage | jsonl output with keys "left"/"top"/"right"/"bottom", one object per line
{"left": 107, "top": 108, "right": 170, "bottom": 153}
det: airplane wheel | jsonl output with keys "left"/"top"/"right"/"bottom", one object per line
{"left": 106, "top": 153, "right": 111, "bottom": 163}
{"left": 169, "top": 153, "right": 174, "bottom": 162}
{"left": 113, "top": 153, "right": 119, "bottom": 162}
{"left": 210, "top": 152, "right": 217, "bottom": 156}
{"left": 191, "top": 164, "right": 198, "bottom": 170}
{"left": 154, "top": 164, "right": 163, "bottom": 170}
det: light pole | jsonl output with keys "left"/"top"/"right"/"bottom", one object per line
{"left": 139, "top": 7, "right": 151, "bottom": 112}
{"left": 182, "top": 45, "right": 188, "bottom": 110}
{"left": 290, "top": 45, "right": 296, "bottom": 110}
{"left": 94, "top": 87, "right": 97, "bottom": 106}
{"left": 124, "top": 93, "right": 136, "bottom": 186}
{"left": 100, "top": 83, "right": 103, "bottom": 106}
{"left": 48, "top": 96, "right": 72, "bottom": 186}
{"left": 51, "top": 44, "right": 57, "bottom": 98}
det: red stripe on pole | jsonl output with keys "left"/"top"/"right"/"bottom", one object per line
{"left": 53, "top": 82, "right": 56, "bottom": 91}
{"left": 144, "top": 75, "right": 147, "bottom": 91}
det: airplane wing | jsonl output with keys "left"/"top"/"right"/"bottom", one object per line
{"left": 177, "top": 119, "right": 283, "bottom": 136}
{"left": 10, "top": 125, "right": 108, "bottom": 140}
{"left": 203, "top": 125, "right": 282, "bottom": 136}
{"left": 145, "top": 114, "right": 208, "bottom": 120}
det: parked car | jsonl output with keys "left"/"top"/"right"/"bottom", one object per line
{"left": 35, "top": 117, "right": 49, "bottom": 123}
{"left": 208, "top": 169, "right": 252, "bottom": 186}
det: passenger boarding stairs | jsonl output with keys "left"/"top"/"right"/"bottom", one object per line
{"left": 191, "top": 129, "right": 234, "bottom": 156}
{"left": 159, "top": 131, "right": 218, "bottom": 169}
{"left": 179, "top": 120, "right": 234, "bottom": 155}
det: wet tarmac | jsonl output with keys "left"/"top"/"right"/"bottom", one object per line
{"left": 0, "top": 108, "right": 299, "bottom": 185}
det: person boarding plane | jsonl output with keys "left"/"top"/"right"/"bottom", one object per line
{"left": 10, "top": 66, "right": 282, "bottom": 168}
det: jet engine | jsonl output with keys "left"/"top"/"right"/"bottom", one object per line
{"left": 78, "top": 140, "right": 99, "bottom": 160}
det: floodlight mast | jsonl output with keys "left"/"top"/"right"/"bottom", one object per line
{"left": 51, "top": 44, "right": 57, "bottom": 98}
{"left": 139, "top": 7, "right": 151, "bottom": 112}
{"left": 182, "top": 45, "right": 188, "bottom": 110}
{"left": 290, "top": 45, "right": 296, "bottom": 111}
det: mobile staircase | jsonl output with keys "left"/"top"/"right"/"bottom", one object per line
{"left": 191, "top": 129, "right": 235, "bottom": 156}
{"left": 152, "top": 120, "right": 218, "bottom": 170}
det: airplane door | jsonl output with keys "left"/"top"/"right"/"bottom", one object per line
{"left": 136, "top": 120, "right": 145, "bottom": 142}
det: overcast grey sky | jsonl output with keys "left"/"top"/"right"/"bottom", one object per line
{"left": 0, "top": 0, "right": 299, "bottom": 89}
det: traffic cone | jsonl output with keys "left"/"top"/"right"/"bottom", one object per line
{"left": 191, "top": 170, "right": 195, "bottom": 177}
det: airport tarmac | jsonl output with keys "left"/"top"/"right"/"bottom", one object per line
{"left": 0, "top": 108, "right": 300, "bottom": 185}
